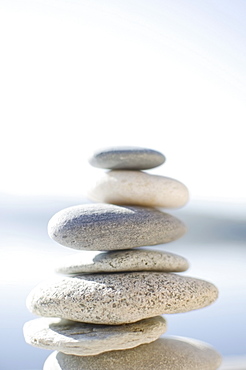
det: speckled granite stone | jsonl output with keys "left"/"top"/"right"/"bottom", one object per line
{"left": 55, "top": 249, "right": 189, "bottom": 275}
{"left": 87, "top": 170, "right": 189, "bottom": 208}
{"left": 43, "top": 336, "right": 222, "bottom": 370}
{"left": 23, "top": 316, "right": 166, "bottom": 356}
{"left": 88, "top": 146, "right": 166, "bottom": 170}
{"left": 48, "top": 204, "right": 186, "bottom": 251}
{"left": 26, "top": 272, "right": 218, "bottom": 325}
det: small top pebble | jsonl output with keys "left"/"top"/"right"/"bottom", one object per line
{"left": 88, "top": 146, "right": 165, "bottom": 170}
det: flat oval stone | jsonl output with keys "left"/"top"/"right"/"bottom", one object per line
{"left": 26, "top": 272, "right": 218, "bottom": 325}
{"left": 48, "top": 204, "right": 186, "bottom": 251}
{"left": 87, "top": 170, "right": 189, "bottom": 208}
{"left": 88, "top": 146, "right": 165, "bottom": 170}
{"left": 43, "top": 336, "right": 222, "bottom": 370}
{"left": 23, "top": 316, "right": 167, "bottom": 356}
{"left": 55, "top": 249, "right": 189, "bottom": 275}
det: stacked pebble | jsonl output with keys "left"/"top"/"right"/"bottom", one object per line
{"left": 24, "top": 146, "right": 222, "bottom": 370}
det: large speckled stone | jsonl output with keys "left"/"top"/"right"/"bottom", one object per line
{"left": 87, "top": 170, "right": 189, "bottom": 208}
{"left": 43, "top": 336, "right": 222, "bottom": 370}
{"left": 48, "top": 204, "right": 186, "bottom": 251}
{"left": 88, "top": 146, "right": 166, "bottom": 170}
{"left": 55, "top": 249, "right": 189, "bottom": 275}
{"left": 23, "top": 316, "right": 166, "bottom": 356}
{"left": 26, "top": 272, "right": 218, "bottom": 325}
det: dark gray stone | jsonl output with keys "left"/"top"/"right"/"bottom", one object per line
{"left": 43, "top": 336, "right": 222, "bottom": 370}
{"left": 48, "top": 203, "right": 186, "bottom": 251}
{"left": 88, "top": 146, "right": 165, "bottom": 170}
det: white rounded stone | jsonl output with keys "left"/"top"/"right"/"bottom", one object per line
{"left": 27, "top": 272, "right": 218, "bottom": 325}
{"left": 48, "top": 204, "right": 186, "bottom": 251}
{"left": 87, "top": 170, "right": 189, "bottom": 208}
{"left": 23, "top": 316, "right": 167, "bottom": 356}
{"left": 43, "top": 336, "right": 222, "bottom": 370}
{"left": 55, "top": 249, "right": 189, "bottom": 275}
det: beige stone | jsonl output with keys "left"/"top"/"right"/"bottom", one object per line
{"left": 23, "top": 316, "right": 166, "bottom": 356}
{"left": 87, "top": 170, "right": 189, "bottom": 208}
{"left": 55, "top": 249, "right": 189, "bottom": 275}
{"left": 27, "top": 272, "right": 218, "bottom": 325}
{"left": 43, "top": 336, "right": 222, "bottom": 370}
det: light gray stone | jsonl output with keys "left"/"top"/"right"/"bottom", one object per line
{"left": 48, "top": 204, "right": 186, "bottom": 251}
{"left": 23, "top": 316, "right": 167, "bottom": 356}
{"left": 87, "top": 170, "right": 189, "bottom": 208}
{"left": 55, "top": 249, "right": 189, "bottom": 275}
{"left": 43, "top": 336, "right": 222, "bottom": 370}
{"left": 88, "top": 146, "right": 165, "bottom": 170}
{"left": 27, "top": 272, "right": 218, "bottom": 325}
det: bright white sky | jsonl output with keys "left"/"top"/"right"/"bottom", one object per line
{"left": 0, "top": 0, "right": 246, "bottom": 200}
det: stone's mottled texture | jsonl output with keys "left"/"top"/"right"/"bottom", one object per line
{"left": 26, "top": 272, "right": 218, "bottom": 325}
{"left": 43, "top": 336, "right": 222, "bottom": 370}
{"left": 23, "top": 316, "right": 167, "bottom": 356}
{"left": 87, "top": 170, "right": 189, "bottom": 208}
{"left": 55, "top": 249, "right": 189, "bottom": 275}
{"left": 48, "top": 204, "right": 186, "bottom": 251}
{"left": 88, "top": 146, "right": 166, "bottom": 170}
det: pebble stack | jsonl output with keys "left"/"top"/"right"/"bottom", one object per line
{"left": 24, "top": 146, "right": 222, "bottom": 369}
